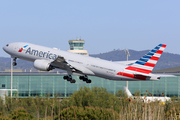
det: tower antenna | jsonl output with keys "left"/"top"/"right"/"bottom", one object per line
{"left": 124, "top": 49, "right": 130, "bottom": 89}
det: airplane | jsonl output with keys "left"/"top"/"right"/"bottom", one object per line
{"left": 124, "top": 86, "right": 171, "bottom": 103}
{"left": 3, "top": 42, "right": 166, "bottom": 83}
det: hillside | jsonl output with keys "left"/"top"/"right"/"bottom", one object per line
{"left": 0, "top": 57, "right": 35, "bottom": 72}
{"left": 0, "top": 49, "right": 180, "bottom": 71}
{"left": 90, "top": 50, "right": 180, "bottom": 70}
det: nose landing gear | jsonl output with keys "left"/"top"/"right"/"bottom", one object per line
{"left": 12, "top": 57, "right": 17, "bottom": 66}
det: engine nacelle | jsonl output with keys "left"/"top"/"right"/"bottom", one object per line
{"left": 34, "top": 59, "right": 53, "bottom": 71}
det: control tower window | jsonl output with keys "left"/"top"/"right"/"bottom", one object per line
{"left": 80, "top": 43, "right": 83, "bottom": 46}
{"left": 74, "top": 43, "right": 77, "bottom": 46}
{"left": 70, "top": 44, "right": 73, "bottom": 47}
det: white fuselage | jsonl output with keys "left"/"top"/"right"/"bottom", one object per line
{"left": 3, "top": 42, "right": 159, "bottom": 81}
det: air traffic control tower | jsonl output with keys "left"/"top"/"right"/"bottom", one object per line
{"left": 67, "top": 39, "right": 89, "bottom": 56}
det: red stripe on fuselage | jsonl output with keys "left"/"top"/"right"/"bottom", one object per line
{"left": 125, "top": 66, "right": 151, "bottom": 74}
{"left": 116, "top": 72, "right": 146, "bottom": 80}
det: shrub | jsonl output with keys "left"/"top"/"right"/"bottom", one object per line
{"left": 66, "top": 86, "right": 120, "bottom": 112}
{"left": 54, "top": 106, "right": 119, "bottom": 120}
{"left": 9, "top": 107, "right": 33, "bottom": 120}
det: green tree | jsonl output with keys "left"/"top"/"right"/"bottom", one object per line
{"left": 9, "top": 107, "right": 33, "bottom": 120}
{"left": 44, "top": 94, "right": 50, "bottom": 120}
{"left": 67, "top": 86, "right": 121, "bottom": 112}
{"left": 32, "top": 95, "right": 42, "bottom": 119}
{"left": 116, "top": 89, "right": 127, "bottom": 98}
{"left": 54, "top": 106, "right": 119, "bottom": 120}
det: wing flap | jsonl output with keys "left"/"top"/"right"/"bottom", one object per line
{"left": 51, "top": 56, "right": 70, "bottom": 70}
{"left": 51, "top": 56, "right": 94, "bottom": 75}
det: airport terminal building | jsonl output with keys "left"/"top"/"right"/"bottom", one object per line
{"left": 0, "top": 72, "right": 180, "bottom": 98}
{"left": 1, "top": 39, "right": 180, "bottom": 98}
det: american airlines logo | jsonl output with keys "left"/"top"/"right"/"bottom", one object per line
{"left": 18, "top": 45, "right": 28, "bottom": 52}
{"left": 25, "top": 47, "right": 58, "bottom": 60}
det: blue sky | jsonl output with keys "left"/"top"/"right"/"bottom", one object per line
{"left": 0, "top": 0, "right": 180, "bottom": 57}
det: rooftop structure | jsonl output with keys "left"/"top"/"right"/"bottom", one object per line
{"left": 67, "top": 39, "right": 89, "bottom": 56}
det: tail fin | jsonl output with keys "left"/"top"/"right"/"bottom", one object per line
{"left": 117, "top": 44, "right": 166, "bottom": 80}
{"left": 124, "top": 86, "right": 133, "bottom": 97}
{"left": 125, "top": 44, "right": 166, "bottom": 74}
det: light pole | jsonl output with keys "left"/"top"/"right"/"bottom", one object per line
{"left": 124, "top": 49, "right": 130, "bottom": 89}
{"left": 11, "top": 57, "right": 13, "bottom": 97}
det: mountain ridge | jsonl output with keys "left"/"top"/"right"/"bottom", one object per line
{"left": 90, "top": 49, "right": 180, "bottom": 70}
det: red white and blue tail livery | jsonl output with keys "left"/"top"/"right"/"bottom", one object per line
{"left": 117, "top": 44, "right": 166, "bottom": 80}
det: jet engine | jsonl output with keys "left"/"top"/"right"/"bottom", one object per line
{"left": 34, "top": 59, "right": 54, "bottom": 71}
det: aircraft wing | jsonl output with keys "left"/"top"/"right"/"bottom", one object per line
{"left": 51, "top": 56, "right": 81, "bottom": 73}
{"left": 113, "top": 60, "right": 137, "bottom": 65}
{"left": 51, "top": 56, "right": 94, "bottom": 75}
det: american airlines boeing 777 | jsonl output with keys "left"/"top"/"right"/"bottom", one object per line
{"left": 3, "top": 42, "right": 166, "bottom": 83}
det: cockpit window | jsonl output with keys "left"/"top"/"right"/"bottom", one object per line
{"left": 6, "top": 44, "right": 9, "bottom": 47}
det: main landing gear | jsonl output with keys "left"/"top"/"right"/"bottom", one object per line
{"left": 63, "top": 75, "right": 92, "bottom": 84}
{"left": 12, "top": 57, "right": 17, "bottom": 66}
{"left": 79, "top": 75, "right": 91, "bottom": 83}
{"left": 63, "top": 75, "right": 76, "bottom": 83}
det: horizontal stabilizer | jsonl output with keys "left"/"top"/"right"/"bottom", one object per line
{"left": 155, "top": 74, "right": 176, "bottom": 77}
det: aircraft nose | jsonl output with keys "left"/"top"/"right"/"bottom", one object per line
{"left": 3, "top": 44, "right": 9, "bottom": 52}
